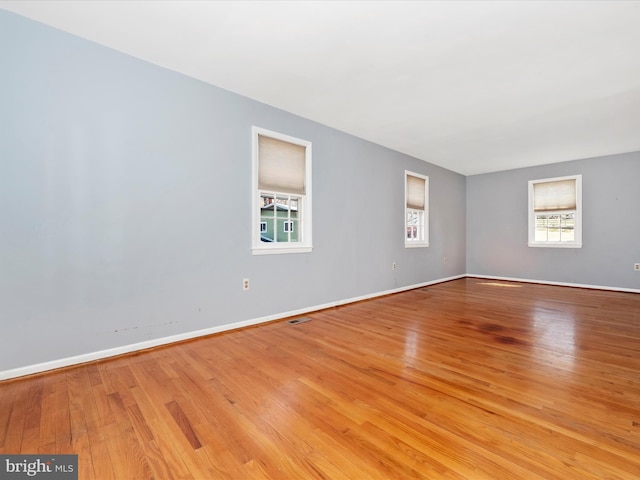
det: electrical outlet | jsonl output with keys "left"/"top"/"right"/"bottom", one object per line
{"left": 243, "top": 278, "right": 250, "bottom": 290}
{"left": 392, "top": 262, "right": 397, "bottom": 270}
{"left": 634, "top": 263, "right": 640, "bottom": 271}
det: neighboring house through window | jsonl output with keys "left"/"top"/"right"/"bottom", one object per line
{"left": 528, "top": 175, "right": 582, "bottom": 248}
{"left": 252, "top": 127, "right": 312, "bottom": 254}
{"left": 405, "top": 171, "right": 429, "bottom": 247}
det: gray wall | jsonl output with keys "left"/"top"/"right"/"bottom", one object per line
{"left": 467, "top": 152, "right": 640, "bottom": 290}
{"left": 0, "top": 11, "right": 466, "bottom": 372}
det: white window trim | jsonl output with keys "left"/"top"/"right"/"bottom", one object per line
{"left": 528, "top": 174, "right": 582, "bottom": 248}
{"left": 405, "top": 170, "right": 429, "bottom": 248}
{"left": 252, "top": 126, "right": 312, "bottom": 255}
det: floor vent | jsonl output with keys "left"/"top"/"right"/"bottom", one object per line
{"left": 288, "top": 317, "right": 311, "bottom": 325}
{"left": 421, "top": 288, "right": 430, "bottom": 292}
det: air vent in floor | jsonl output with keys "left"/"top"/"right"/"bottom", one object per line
{"left": 287, "top": 317, "right": 311, "bottom": 325}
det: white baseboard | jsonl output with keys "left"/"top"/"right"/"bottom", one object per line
{"left": 467, "top": 274, "right": 640, "bottom": 294}
{"left": 0, "top": 274, "right": 465, "bottom": 381}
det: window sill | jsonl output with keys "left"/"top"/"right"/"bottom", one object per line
{"left": 252, "top": 245, "right": 313, "bottom": 255}
{"left": 527, "top": 242, "right": 582, "bottom": 249}
{"left": 405, "top": 242, "right": 429, "bottom": 249}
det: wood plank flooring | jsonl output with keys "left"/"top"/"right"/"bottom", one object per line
{"left": 1, "top": 278, "right": 639, "bottom": 479}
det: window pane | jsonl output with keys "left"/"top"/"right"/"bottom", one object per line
{"left": 260, "top": 217, "right": 274, "bottom": 242}
{"left": 546, "top": 215, "right": 560, "bottom": 242}
{"left": 560, "top": 213, "right": 575, "bottom": 242}
{"left": 535, "top": 215, "right": 547, "bottom": 242}
{"left": 406, "top": 211, "right": 415, "bottom": 240}
{"left": 535, "top": 213, "right": 576, "bottom": 243}
{"left": 406, "top": 210, "right": 424, "bottom": 241}
{"left": 258, "top": 193, "right": 303, "bottom": 243}
{"left": 289, "top": 219, "right": 299, "bottom": 241}
{"left": 275, "top": 195, "right": 289, "bottom": 212}
{"left": 260, "top": 193, "right": 275, "bottom": 217}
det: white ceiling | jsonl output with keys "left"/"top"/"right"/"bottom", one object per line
{"left": 2, "top": 1, "right": 640, "bottom": 175}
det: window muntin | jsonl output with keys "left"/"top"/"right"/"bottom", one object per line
{"left": 405, "top": 171, "right": 429, "bottom": 247}
{"left": 252, "top": 127, "right": 312, "bottom": 254}
{"left": 528, "top": 175, "right": 582, "bottom": 248}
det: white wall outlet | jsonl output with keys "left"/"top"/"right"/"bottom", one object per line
{"left": 634, "top": 263, "right": 640, "bottom": 271}
{"left": 392, "top": 262, "right": 397, "bottom": 270}
{"left": 243, "top": 278, "right": 250, "bottom": 290}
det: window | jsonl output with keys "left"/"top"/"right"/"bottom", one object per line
{"left": 405, "top": 171, "right": 429, "bottom": 247}
{"left": 528, "top": 175, "right": 582, "bottom": 248}
{"left": 252, "top": 127, "right": 312, "bottom": 254}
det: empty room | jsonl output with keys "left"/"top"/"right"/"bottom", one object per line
{"left": 1, "top": 1, "right": 639, "bottom": 479}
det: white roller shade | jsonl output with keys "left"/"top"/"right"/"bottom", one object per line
{"left": 406, "top": 175, "right": 426, "bottom": 210}
{"left": 533, "top": 179, "right": 576, "bottom": 212}
{"left": 258, "top": 135, "right": 306, "bottom": 195}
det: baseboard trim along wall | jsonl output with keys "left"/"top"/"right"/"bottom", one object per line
{"left": 0, "top": 274, "right": 466, "bottom": 381}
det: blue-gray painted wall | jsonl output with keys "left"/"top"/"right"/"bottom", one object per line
{"left": 467, "top": 152, "right": 640, "bottom": 290}
{"left": 0, "top": 10, "right": 466, "bottom": 372}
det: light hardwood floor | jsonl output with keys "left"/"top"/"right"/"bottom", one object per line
{"left": 1, "top": 278, "right": 639, "bottom": 479}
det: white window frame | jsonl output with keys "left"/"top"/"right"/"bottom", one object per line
{"left": 283, "top": 220, "right": 294, "bottom": 233}
{"left": 528, "top": 174, "right": 582, "bottom": 248}
{"left": 405, "top": 171, "right": 429, "bottom": 248}
{"left": 260, "top": 222, "right": 267, "bottom": 233}
{"left": 252, "top": 126, "right": 312, "bottom": 255}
